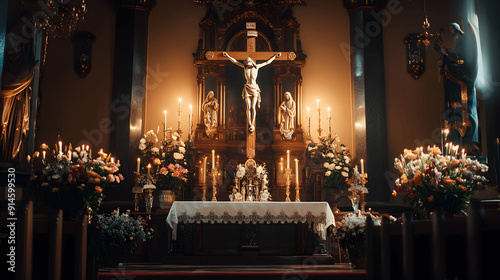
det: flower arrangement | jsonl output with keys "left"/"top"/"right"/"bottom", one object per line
{"left": 137, "top": 130, "right": 189, "bottom": 193}
{"left": 332, "top": 212, "right": 396, "bottom": 268}
{"left": 308, "top": 135, "right": 353, "bottom": 190}
{"left": 96, "top": 208, "right": 153, "bottom": 252}
{"left": 332, "top": 212, "right": 382, "bottom": 248}
{"left": 30, "top": 144, "right": 124, "bottom": 215}
{"left": 393, "top": 145, "right": 488, "bottom": 217}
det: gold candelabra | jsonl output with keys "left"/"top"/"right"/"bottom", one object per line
{"left": 317, "top": 107, "right": 323, "bottom": 136}
{"left": 285, "top": 168, "right": 291, "bottom": 202}
{"left": 177, "top": 106, "right": 183, "bottom": 136}
{"left": 211, "top": 168, "right": 218, "bottom": 201}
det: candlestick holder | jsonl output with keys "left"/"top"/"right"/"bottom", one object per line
{"left": 307, "top": 116, "right": 312, "bottom": 140}
{"left": 327, "top": 116, "right": 332, "bottom": 137}
{"left": 360, "top": 172, "right": 368, "bottom": 212}
{"left": 132, "top": 171, "right": 143, "bottom": 212}
{"left": 202, "top": 183, "right": 207, "bottom": 201}
{"left": 317, "top": 107, "right": 323, "bottom": 137}
{"left": 211, "top": 168, "right": 218, "bottom": 201}
{"left": 177, "top": 108, "right": 183, "bottom": 136}
{"left": 295, "top": 183, "right": 300, "bottom": 202}
{"left": 285, "top": 167, "right": 291, "bottom": 202}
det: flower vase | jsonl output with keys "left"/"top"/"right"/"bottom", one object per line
{"left": 325, "top": 188, "right": 342, "bottom": 213}
{"left": 347, "top": 238, "right": 367, "bottom": 269}
{"left": 159, "top": 190, "right": 176, "bottom": 209}
{"left": 348, "top": 190, "right": 361, "bottom": 212}
{"left": 101, "top": 243, "right": 130, "bottom": 267}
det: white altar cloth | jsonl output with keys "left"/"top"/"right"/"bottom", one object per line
{"left": 166, "top": 201, "right": 335, "bottom": 240}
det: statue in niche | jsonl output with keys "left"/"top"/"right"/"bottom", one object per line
{"left": 434, "top": 22, "right": 479, "bottom": 154}
{"left": 202, "top": 90, "right": 219, "bottom": 137}
{"left": 223, "top": 52, "right": 281, "bottom": 133}
{"left": 278, "top": 91, "right": 296, "bottom": 140}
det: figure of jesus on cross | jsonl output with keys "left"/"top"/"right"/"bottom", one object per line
{"left": 223, "top": 52, "right": 281, "bottom": 133}
{"left": 205, "top": 22, "right": 295, "bottom": 158}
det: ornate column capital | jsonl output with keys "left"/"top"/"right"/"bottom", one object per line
{"left": 112, "top": 0, "right": 156, "bottom": 12}
{"left": 343, "top": 0, "right": 388, "bottom": 13}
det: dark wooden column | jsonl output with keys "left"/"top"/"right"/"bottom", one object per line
{"left": 344, "top": 0, "right": 390, "bottom": 202}
{"left": 0, "top": 0, "right": 7, "bottom": 88}
{"left": 110, "top": 0, "right": 156, "bottom": 201}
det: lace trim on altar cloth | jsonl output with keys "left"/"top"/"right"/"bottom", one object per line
{"left": 170, "top": 210, "right": 328, "bottom": 240}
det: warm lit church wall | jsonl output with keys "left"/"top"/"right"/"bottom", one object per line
{"left": 294, "top": 0, "right": 352, "bottom": 150}
{"left": 37, "top": 0, "right": 116, "bottom": 150}
{"left": 145, "top": 1, "right": 205, "bottom": 137}
{"left": 384, "top": 0, "right": 450, "bottom": 188}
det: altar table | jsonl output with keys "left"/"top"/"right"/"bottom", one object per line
{"left": 166, "top": 201, "right": 335, "bottom": 241}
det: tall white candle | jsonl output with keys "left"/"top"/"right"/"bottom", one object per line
{"left": 147, "top": 163, "right": 151, "bottom": 175}
{"left": 295, "top": 159, "right": 299, "bottom": 185}
{"left": 58, "top": 141, "right": 63, "bottom": 155}
{"left": 68, "top": 150, "right": 71, "bottom": 161}
{"left": 307, "top": 107, "right": 310, "bottom": 118}
{"left": 287, "top": 150, "right": 290, "bottom": 169}
{"left": 203, "top": 157, "right": 207, "bottom": 184}
{"left": 316, "top": 99, "right": 320, "bottom": 109}
{"left": 178, "top": 98, "right": 182, "bottom": 111}
{"left": 212, "top": 150, "right": 215, "bottom": 168}
{"left": 137, "top": 158, "right": 140, "bottom": 173}
{"left": 361, "top": 159, "right": 364, "bottom": 174}
{"left": 43, "top": 151, "right": 46, "bottom": 160}
{"left": 327, "top": 107, "right": 331, "bottom": 118}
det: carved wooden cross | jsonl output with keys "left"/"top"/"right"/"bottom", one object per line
{"left": 205, "top": 22, "right": 296, "bottom": 159}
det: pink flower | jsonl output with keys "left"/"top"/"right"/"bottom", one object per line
{"left": 168, "top": 163, "right": 175, "bottom": 171}
{"left": 153, "top": 158, "right": 161, "bottom": 165}
{"left": 159, "top": 167, "right": 168, "bottom": 175}
{"left": 174, "top": 170, "right": 180, "bottom": 177}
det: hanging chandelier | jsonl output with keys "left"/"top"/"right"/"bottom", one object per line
{"left": 403, "top": 1, "right": 435, "bottom": 80}
{"left": 36, "top": 0, "right": 88, "bottom": 39}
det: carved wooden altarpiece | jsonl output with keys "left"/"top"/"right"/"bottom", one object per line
{"left": 190, "top": 0, "right": 313, "bottom": 201}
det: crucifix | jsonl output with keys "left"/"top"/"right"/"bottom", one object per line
{"left": 205, "top": 22, "right": 296, "bottom": 159}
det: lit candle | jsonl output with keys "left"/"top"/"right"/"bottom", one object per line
{"left": 68, "top": 150, "right": 71, "bottom": 161}
{"left": 307, "top": 107, "right": 310, "bottom": 118}
{"left": 58, "top": 141, "right": 63, "bottom": 155}
{"left": 137, "top": 158, "right": 140, "bottom": 173}
{"left": 316, "top": 99, "right": 320, "bottom": 109}
{"left": 111, "top": 157, "right": 115, "bottom": 164}
{"left": 42, "top": 151, "right": 46, "bottom": 160}
{"left": 147, "top": 163, "right": 151, "bottom": 175}
{"left": 164, "top": 110, "right": 167, "bottom": 126}
{"left": 327, "top": 107, "right": 331, "bottom": 118}
{"left": 86, "top": 145, "right": 89, "bottom": 151}
{"left": 203, "top": 157, "right": 207, "bottom": 184}
{"left": 280, "top": 157, "right": 283, "bottom": 171}
{"left": 212, "top": 150, "right": 215, "bottom": 168}
{"left": 216, "top": 155, "right": 220, "bottom": 169}
{"left": 295, "top": 159, "right": 299, "bottom": 186}
{"left": 361, "top": 159, "right": 364, "bottom": 174}
{"left": 287, "top": 150, "right": 290, "bottom": 169}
